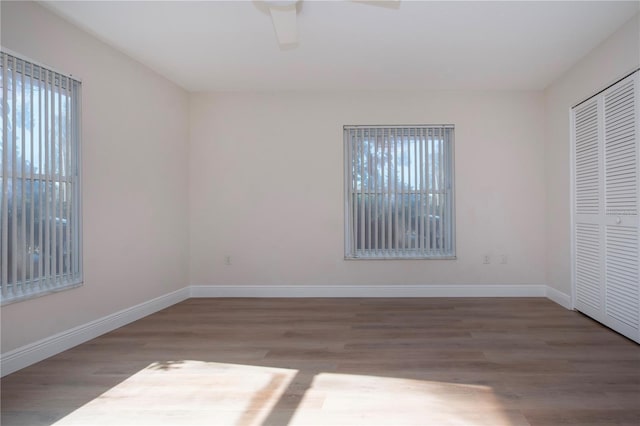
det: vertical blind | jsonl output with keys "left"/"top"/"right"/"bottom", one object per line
{"left": 0, "top": 50, "right": 82, "bottom": 304}
{"left": 344, "top": 125, "right": 455, "bottom": 259}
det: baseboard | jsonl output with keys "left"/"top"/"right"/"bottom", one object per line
{"left": 0, "top": 287, "right": 189, "bottom": 377}
{"left": 190, "top": 284, "right": 547, "bottom": 298}
{"left": 545, "top": 286, "right": 572, "bottom": 310}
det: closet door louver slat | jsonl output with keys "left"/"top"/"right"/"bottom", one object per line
{"left": 575, "top": 223, "right": 601, "bottom": 311}
{"left": 575, "top": 100, "right": 601, "bottom": 216}
{"left": 605, "top": 78, "right": 637, "bottom": 216}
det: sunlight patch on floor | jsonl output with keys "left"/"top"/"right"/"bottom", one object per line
{"left": 51, "top": 361, "right": 525, "bottom": 426}
{"left": 52, "top": 360, "right": 297, "bottom": 426}
{"left": 286, "top": 372, "right": 525, "bottom": 426}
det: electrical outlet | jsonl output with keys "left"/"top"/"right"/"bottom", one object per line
{"left": 224, "top": 255, "right": 232, "bottom": 266}
{"left": 483, "top": 255, "right": 491, "bottom": 264}
{"left": 500, "top": 255, "right": 508, "bottom": 264}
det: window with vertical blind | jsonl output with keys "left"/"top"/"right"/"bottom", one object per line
{"left": 344, "top": 125, "right": 455, "bottom": 259}
{"left": 0, "top": 50, "right": 82, "bottom": 305}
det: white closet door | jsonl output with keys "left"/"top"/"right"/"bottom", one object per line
{"left": 573, "top": 97, "right": 604, "bottom": 321}
{"left": 603, "top": 73, "right": 639, "bottom": 340}
{"left": 572, "top": 71, "right": 640, "bottom": 343}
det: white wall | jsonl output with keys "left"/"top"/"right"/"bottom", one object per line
{"left": 1, "top": 1, "right": 190, "bottom": 353}
{"left": 189, "top": 91, "right": 546, "bottom": 288}
{"left": 544, "top": 14, "right": 640, "bottom": 297}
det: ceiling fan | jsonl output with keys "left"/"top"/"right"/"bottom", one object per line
{"left": 262, "top": 0, "right": 299, "bottom": 46}
{"left": 259, "top": 0, "right": 400, "bottom": 48}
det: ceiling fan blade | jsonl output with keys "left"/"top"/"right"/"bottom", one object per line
{"left": 269, "top": 4, "right": 298, "bottom": 46}
{"left": 352, "top": 0, "right": 401, "bottom": 9}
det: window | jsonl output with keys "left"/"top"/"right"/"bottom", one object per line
{"left": 344, "top": 125, "right": 455, "bottom": 259}
{"left": 1, "top": 50, "right": 82, "bottom": 305}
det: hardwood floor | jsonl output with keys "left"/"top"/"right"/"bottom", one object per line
{"left": 2, "top": 298, "right": 639, "bottom": 426}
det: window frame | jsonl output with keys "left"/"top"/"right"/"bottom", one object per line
{"left": 1, "top": 49, "right": 83, "bottom": 305}
{"left": 344, "top": 125, "right": 456, "bottom": 260}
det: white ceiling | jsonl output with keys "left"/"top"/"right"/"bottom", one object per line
{"left": 42, "top": 1, "right": 639, "bottom": 92}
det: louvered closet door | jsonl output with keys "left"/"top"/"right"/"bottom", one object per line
{"left": 572, "top": 71, "right": 640, "bottom": 344}
{"left": 603, "top": 73, "right": 639, "bottom": 340}
{"left": 573, "top": 97, "right": 604, "bottom": 322}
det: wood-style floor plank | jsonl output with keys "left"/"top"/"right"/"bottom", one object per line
{"left": 1, "top": 298, "right": 639, "bottom": 426}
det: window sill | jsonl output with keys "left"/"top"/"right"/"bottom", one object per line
{"left": 345, "top": 255, "right": 457, "bottom": 260}
{"left": 0, "top": 281, "right": 83, "bottom": 306}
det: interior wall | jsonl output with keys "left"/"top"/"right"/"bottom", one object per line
{"left": 543, "top": 13, "right": 640, "bottom": 298}
{"left": 189, "top": 91, "right": 546, "bottom": 288}
{"left": 1, "top": 1, "right": 190, "bottom": 353}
